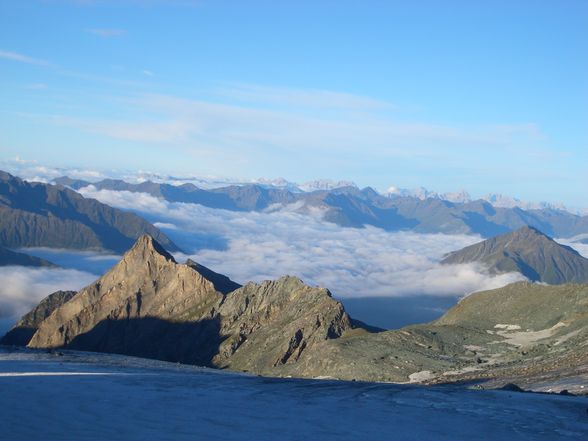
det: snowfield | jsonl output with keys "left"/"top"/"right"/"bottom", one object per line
{"left": 0, "top": 348, "right": 587, "bottom": 440}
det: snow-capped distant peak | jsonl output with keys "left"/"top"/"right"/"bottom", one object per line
{"left": 383, "top": 184, "right": 570, "bottom": 212}
{"left": 442, "top": 190, "right": 472, "bottom": 204}
{"left": 384, "top": 186, "right": 441, "bottom": 200}
{"left": 482, "top": 194, "right": 568, "bottom": 211}
{"left": 253, "top": 177, "right": 302, "bottom": 192}
{"left": 298, "top": 179, "right": 357, "bottom": 192}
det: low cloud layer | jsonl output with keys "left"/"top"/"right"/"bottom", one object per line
{"left": 19, "top": 248, "right": 120, "bottom": 275}
{"left": 79, "top": 186, "right": 526, "bottom": 299}
{"left": 0, "top": 267, "right": 96, "bottom": 333}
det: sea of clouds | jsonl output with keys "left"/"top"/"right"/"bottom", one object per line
{"left": 0, "top": 267, "right": 96, "bottom": 334}
{"left": 2, "top": 160, "right": 587, "bottom": 329}
{"left": 78, "top": 186, "right": 526, "bottom": 299}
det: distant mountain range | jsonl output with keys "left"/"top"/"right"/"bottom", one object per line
{"left": 0, "top": 171, "right": 180, "bottom": 254}
{"left": 4, "top": 235, "right": 587, "bottom": 390}
{"left": 55, "top": 175, "right": 588, "bottom": 238}
{"left": 441, "top": 226, "right": 588, "bottom": 284}
{"left": 384, "top": 187, "right": 568, "bottom": 211}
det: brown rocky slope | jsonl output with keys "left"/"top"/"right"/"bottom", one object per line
{"left": 25, "top": 235, "right": 357, "bottom": 372}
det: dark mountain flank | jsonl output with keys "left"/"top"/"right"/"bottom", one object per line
{"left": 441, "top": 226, "right": 588, "bottom": 284}
{"left": 0, "top": 171, "right": 180, "bottom": 253}
{"left": 55, "top": 175, "right": 588, "bottom": 238}
{"left": 0, "top": 290, "right": 76, "bottom": 346}
{"left": 7, "top": 235, "right": 587, "bottom": 392}
{"left": 0, "top": 245, "right": 56, "bottom": 267}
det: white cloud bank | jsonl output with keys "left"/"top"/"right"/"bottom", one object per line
{"left": 0, "top": 267, "right": 96, "bottom": 324}
{"left": 79, "top": 186, "right": 526, "bottom": 298}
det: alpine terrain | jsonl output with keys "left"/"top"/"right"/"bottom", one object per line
{"left": 441, "top": 226, "right": 588, "bottom": 284}
{"left": 5, "top": 235, "right": 587, "bottom": 393}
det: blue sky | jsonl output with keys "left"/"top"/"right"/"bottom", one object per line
{"left": 0, "top": 0, "right": 587, "bottom": 205}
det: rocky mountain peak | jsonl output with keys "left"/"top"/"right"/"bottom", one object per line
{"left": 441, "top": 226, "right": 588, "bottom": 284}
{"left": 126, "top": 234, "right": 176, "bottom": 263}
{"left": 512, "top": 225, "right": 548, "bottom": 238}
{"left": 19, "top": 235, "right": 358, "bottom": 373}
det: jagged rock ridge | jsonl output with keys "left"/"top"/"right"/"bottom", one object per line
{"left": 25, "top": 235, "right": 356, "bottom": 373}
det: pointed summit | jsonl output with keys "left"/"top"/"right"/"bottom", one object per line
{"left": 27, "top": 234, "right": 223, "bottom": 352}
{"left": 441, "top": 225, "right": 588, "bottom": 284}
{"left": 126, "top": 234, "right": 176, "bottom": 263}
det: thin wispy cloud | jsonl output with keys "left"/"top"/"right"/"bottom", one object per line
{"left": 54, "top": 115, "right": 192, "bottom": 143}
{"left": 26, "top": 83, "right": 48, "bottom": 90}
{"left": 0, "top": 267, "right": 95, "bottom": 322}
{"left": 86, "top": 28, "right": 126, "bottom": 37}
{"left": 217, "top": 83, "right": 393, "bottom": 111}
{"left": 0, "top": 50, "right": 49, "bottom": 66}
{"left": 53, "top": 92, "right": 545, "bottom": 158}
{"left": 0, "top": 157, "right": 107, "bottom": 183}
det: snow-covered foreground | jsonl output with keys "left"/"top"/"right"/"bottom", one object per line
{"left": 0, "top": 349, "right": 587, "bottom": 441}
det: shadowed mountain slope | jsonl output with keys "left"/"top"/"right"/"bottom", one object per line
{"left": 0, "top": 171, "right": 180, "bottom": 253}
{"left": 441, "top": 226, "right": 588, "bottom": 284}
{"left": 0, "top": 290, "right": 76, "bottom": 346}
{"left": 0, "top": 245, "right": 56, "bottom": 267}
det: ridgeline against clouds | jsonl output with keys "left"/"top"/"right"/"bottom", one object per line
{"left": 58, "top": 175, "right": 588, "bottom": 238}
{"left": 442, "top": 226, "right": 588, "bottom": 284}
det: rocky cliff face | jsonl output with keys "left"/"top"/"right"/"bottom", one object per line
{"left": 214, "top": 276, "right": 352, "bottom": 375}
{"left": 28, "top": 236, "right": 223, "bottom": 364}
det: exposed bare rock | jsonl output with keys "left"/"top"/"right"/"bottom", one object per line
{"left": 24, "top": 236, "right": 356, "bottom": 372}
{"left": 0, "top": 290, "right": 76, "bottom": 346}
{"left": 214, "top": 276, "right": 353, "bottom": 374}
{"left": 28, "top": 235, "right": 224, "bottom": 364}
